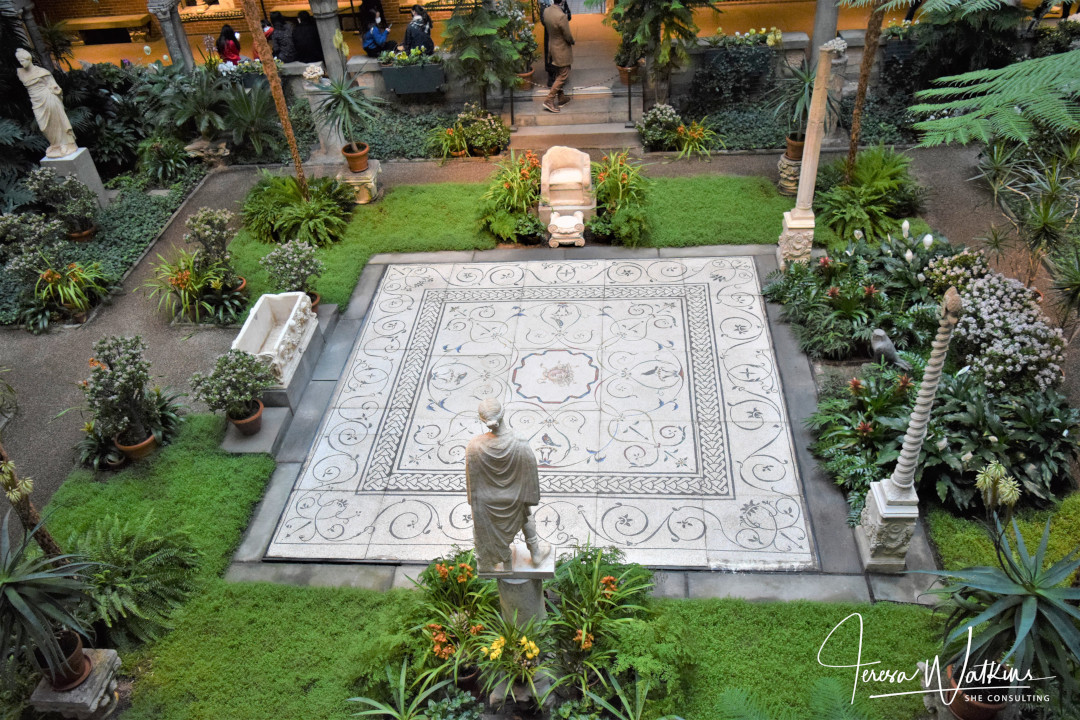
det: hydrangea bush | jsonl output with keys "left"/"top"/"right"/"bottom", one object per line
{"left": 923, "top": 248, "right": 989, "bottom": 296}
{"left": 955, "top": 273, "right": 1065, "bottom": 392}
{"left": 259, "top": 240, "right": 323, "bottom": 294}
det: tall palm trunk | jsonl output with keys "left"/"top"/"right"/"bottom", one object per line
{"left": 846, "top": 0, "right": 888, "bottom": 181}
{"left": 239, "top": 0, "right": 309, "bottom": 198}
{"left": 0, "top": 442, "right": 64, "bottom": 561}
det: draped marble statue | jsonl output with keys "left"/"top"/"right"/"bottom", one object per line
{"left": 16, "top": 48, "right": 77, "bottom": 158}
{"left": 465, "top": 399, "right": 552, "bottom": 573}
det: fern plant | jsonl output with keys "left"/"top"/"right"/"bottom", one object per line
{"left": 242, "top": 172, "right": 354, "bottom": 245}
{"left": 72, "top": 514, "right": 200, "bottom": 647}
{"left": 716, "top": 678, "right": 871, "bottom": 719}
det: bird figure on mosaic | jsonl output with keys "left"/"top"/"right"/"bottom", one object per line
{"left": 870, "top": 329, "right": 912, "bottom": 371}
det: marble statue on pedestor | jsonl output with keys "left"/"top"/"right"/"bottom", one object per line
{"left": 16, "top": 48, "right": 77, "bottom": 158}
{"left": 465, "top": 398, "right": 552, "bottom": 573}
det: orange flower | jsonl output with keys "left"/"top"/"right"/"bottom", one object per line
{"left": 677, "top": 125, "right": 686, "bottom": 135}
{"left": 848, "top": 377, "right": 863, "bottom": 395}
{"left": 446, "top": 128, "right": 454, "bottom": 136}
{"left": 572, "top": 629, "right": 594, "bottom": 650}
{"left": 469, "top": 623, "right": 484, "bottom": 635}
{"left": 598, "top": 172, "right": 608, "bottom": 182}
{"left": 600, "top": 575, "right": 618, "bottom": 597}
{"left": 503, "top": 182, "right": 511, "bottom": 189}
{"left": 436, "top": 563, "right": 449, "bottom": 580}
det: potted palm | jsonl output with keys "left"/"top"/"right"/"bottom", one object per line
{"left": 312, "top": 73, "right": 383, "bottom": 173}
{"left": 191, "top": 349, "right": 277, "bottom": 436}
{"left": 0, "top": 513, "right": 97, "bottom": 691}
{"left": 919, "top": 516, "right": 1080, "bottom": 720}
{"left": 768, "top": 59, "right": 820, "bottom": 161}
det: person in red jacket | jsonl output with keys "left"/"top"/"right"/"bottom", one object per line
{"left": 216, "top": 24, "right": 242, "bottom": 63}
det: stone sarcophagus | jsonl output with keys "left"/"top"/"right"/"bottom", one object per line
{"left": 232, "top": 292, "right": 322, "bottom": 409}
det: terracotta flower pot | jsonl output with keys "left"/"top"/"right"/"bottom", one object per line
{"left": 450, "top": 149, "right": 467, "bottom": 158}
{"left": 229, "top": 400, "right": 264, "bottom": 436}
{"left": 342, "top": 142, "right": 370, "bottom": 173}
{"left": 307, "top": 291, "right": 321, "bottom": 311}
{"left": 114, "top": 432, "right": 158, "bottom": 460}
{"left": 35, "top": 631, "right": 92, "bottom": 692}
{"left": 515, "top": 68, "right": 534, "bottom": 88}
{"left": 233, "top": 276, "right": 247, "bottom": 294}
{"left": 67, "top": 224, "right": 97, "bottom": 243}
{"left": 617, "top": 64, "right": 638, "bottom": 85}
{"left": 945, "top": 664, "right": 1009, "bottom": 720}
{"left": 456, "top": 665, "right": 482, "bottom": 702}
{"left": 785, "top": 133, "right": 806, "bottom": 161}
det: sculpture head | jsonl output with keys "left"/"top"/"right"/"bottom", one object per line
{"left": 872, "top": 328, "right": 887, "bottom": 342}
{"left": 15, "top": 48, "right": 32, "bottom": 69}
{"left": 478, "top": 398, "right": 504, "bottom": 431}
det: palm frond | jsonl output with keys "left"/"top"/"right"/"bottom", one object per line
{"left": 840, "top": 0, "right": 1012, "bottom": 14}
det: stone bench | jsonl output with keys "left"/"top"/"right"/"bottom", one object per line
{"left": 63, "top": 13, "right": 153, "bottom": 44}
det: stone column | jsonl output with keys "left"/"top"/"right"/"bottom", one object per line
{"left": 148, "top": 0, "right": 194, "bottom": 70}
{"left": 777, "top": 46, "right": 832, "bottom": 269}
{"left": 809, "top": 0, "right": 840, "bottom": 64}
{"left": 309, "top": 0, "right": 345, "bottom": 80}
{"left": 856, "top": 288, "right": 963, "bottom": 573}
{"left": 14, "top": 0, "right": 52, "bottom": 72}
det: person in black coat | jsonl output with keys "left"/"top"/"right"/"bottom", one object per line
{"left": 293, "top": 10, "right": 324, "bottom": 63}
{"left": 402, "top": 4, "right": 435, "bottom": 54}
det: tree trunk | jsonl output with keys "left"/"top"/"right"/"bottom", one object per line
{"left": 239, "top": 0, "right": 309, "bottom": 198}
{"left": 0, "top": 442, "right": 65, "bottom": 561}
{"left": 846, "top": 0, "right": 888, "bottom": 181}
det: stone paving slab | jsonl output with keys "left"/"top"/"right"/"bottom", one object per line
{"left": 265, "top": 256, "right": 816, "bottom": 570}
{"left": 687, "top": 572, "right": 872, "bottom": 603}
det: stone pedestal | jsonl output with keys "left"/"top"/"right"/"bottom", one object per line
{"left": 777, "top": 210, "right": 814, "bottom": 269}
{"left": 547, "top": 211, "right": 585, "bottom": 248}
{"left": 30, "top": 648, "right": 120, "bottom": 720}
{"left": 337, "top": 160, "right": 382, "bottom": 205}
{"left": 856, "top": 480, "right": 919, "bottom": 572}
{"left": 41, "top": 148, "right": 106, "bottom": 208}
{"left": 777, "top": 154, "right": 801, "bottom": 196}
{"left": 485, "top": 541, "right": 555, "bottom": 625}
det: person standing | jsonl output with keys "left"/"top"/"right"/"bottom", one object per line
{"left": 269, "top": 12, "right": 297, "bottom": 63}
{"left": 542, "top": 0, "right": 573, "bottom": 114}
{"left": 293, "top": 11, "right": 324, "bottom": 63}
{"left": 403, "top": 4, "right": 435, "bottom": 55}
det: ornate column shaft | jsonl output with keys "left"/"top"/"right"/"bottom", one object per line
{"left": 777, "top": 46, "right": 832, "bottom": 269}
{"left": 148, "top": 0, "right": 194, "bottom": 69}
{"left": 310, "top": 0, "right": 345, "bottom": 80}
{"left": 856, "top": 287, "right": 963, "bottom": 572}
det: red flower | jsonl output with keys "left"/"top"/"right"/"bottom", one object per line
{"left": 895, "top": 374, "right": 914, "bottom": 393}
{"left": 856, "top": 421, "right": 874, "bottom": 437}
{"left": 848, "top": 377, "right": 863, "bottom": 395}
{"left": 819, "top": 256, "right": 831, "bottom": 268}
{"left": 826, "top": 286, "right": 840, "bottom": 299}
{"left": 863, "top": 284, "right": 878, "bottom": 298}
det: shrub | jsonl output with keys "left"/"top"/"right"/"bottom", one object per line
{"left": 588, "top": 152, "right": 652, "bottom": 247}
{"left": 224, "top": 82, "right": 280, "bottom": 159}
{"left": 241, "top": 172, "right": 354, "bottom": 246}
{"left": 954, "top": 273, "right": 1066, "bottom": 392}
{"left": 24, "top": 168, "right": 98, "bottom": 234}
{"left": 685, "top": 37, "right": 778, "bottom": 115}
{"left": 72, "top": 514, "right": 200, "bottom": 647}
{"left": 185, "top": 207, "right": 238, "bottom": 287}
{"left": 191, "top": 349, "right": 277, "bottom": 420}
{"left": 144, "top": 249, "right": 225, "bottom": 322}
{"left": 33, "top": 259, "right": 110, "bottom": 316}
{"left": 137, "top": 136, "right": 191, "bottom": 186}
{"left": 259, "top": 240, "right": 324, "bottom": 294}
{"left": 82, "top": 335, "right": 181, "bottom": 446}
{"left": 478, "top": 150, "right": 544, "bottom": 243}
{"left": 703, "top": 106, "right": 786, "bottom": 150}
{"left": 456, "top": 104, "right": 511, "bottom": 156}
{"left": 922, "top": 248, "right": 989, "bottom": 296}
{"left": 369, "top": 109, "right": 458, "bottom": 160}
{"left": 635, "top": 104, "right": 682, "bottom": 151}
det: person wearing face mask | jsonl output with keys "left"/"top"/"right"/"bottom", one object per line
{"left": 363, "top": 12, "right": 396, "bottom": 56}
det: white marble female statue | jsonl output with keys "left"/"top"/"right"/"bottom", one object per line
{"left": 16, "top": 48, "right": 77, "bottom": 158}
{"left": 465, "top": 398, "right": 551, "bottom": 573}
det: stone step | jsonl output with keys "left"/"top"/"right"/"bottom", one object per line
{"left": 506, "top": 90, "right": 643, "bottom": 127}
{"left": 509, "top": 123, "right": 641, "bottom": 151}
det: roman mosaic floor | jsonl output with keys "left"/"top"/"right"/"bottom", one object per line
{"left": 266, "top": 258, "right": 816, "bottom": 570}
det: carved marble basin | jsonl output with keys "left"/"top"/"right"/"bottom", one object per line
{"left": 232, "top": 292, "right": 318, "bottom": 387}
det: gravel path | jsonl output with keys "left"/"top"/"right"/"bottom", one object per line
{"left": 0, "top": 146, "right": 1042, "bottom": 515}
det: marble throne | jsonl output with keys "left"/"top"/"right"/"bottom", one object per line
{"left": 539, "top": 146, "right": 596, "bottom": 225}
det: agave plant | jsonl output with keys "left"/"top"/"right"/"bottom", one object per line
{"left": 919, "top": 516, "right": 1080, "bottom": 697}
{"left": 0, "top": 513, "right": 96, "bottom": 683}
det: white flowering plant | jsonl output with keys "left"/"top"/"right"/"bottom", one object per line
{"left": 191, "top": 349, "right": 276, "bottom": 420}
{"left": 635, "top": 104, "right": 683, "bottom": 151}
{"left": 923, "top": 248, "right": 989, "bottom": 296}
{"left": 954, "top": 273, "right": 1065, "bottom": 392}
{"left": 259, "top": 240, "right": 324, "bottom": 294}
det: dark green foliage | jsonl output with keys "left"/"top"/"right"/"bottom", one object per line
{"left": 1033, "top": 20, "right": 1080, "bottom": 58}
{"left": 838, "top": 94, "right": 917, "bottom": 146}
{"left": 815, "top": 146, "right": 926, "bottom": 243}
{"left": 587, "top": 205, "right": 650, "bottom": 247}
{"left": 160, "top": 67, "right": 228, "bottom": 140}
{"left": 422, "top": 686, "right": 482, "bottom": 720}
{"left": 72, "top": 514, "right": 200, "bottom": 647}
{"left": 365, "top": 109, "right": 458, "bottom": 159}
{"left": 702, "top": 105, "right": 786, "bottom": 150}
{"left": 683, "top": 45, "right": 776, "bottom": 116}
{"left": 137, "top": 135, "right": 191, "bottom": 186}
{"left": 715, "top": 679, "right": 872, "bottom": 720}
{"left": 443, "top": 0, "right": 521, "bottom": 106}
{"left": 224, "top": 82, "right": 281, "bottom": 158}
{"left": 241, "top": 172, "right": 355, "bottom": 246}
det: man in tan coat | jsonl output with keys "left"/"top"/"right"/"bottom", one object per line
{"left": 542, "top": 0, "right": 573, "bottom": 113}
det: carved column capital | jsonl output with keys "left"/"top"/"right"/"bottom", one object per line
{"left": 147, "top": 0, "right": 181, "bottom": 19}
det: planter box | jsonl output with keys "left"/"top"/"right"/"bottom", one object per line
{"left": 881, "top": 39, "right": 916, "bottom": 66}
{"left": 380, "top": 65, "right": 445, "bottom": 95}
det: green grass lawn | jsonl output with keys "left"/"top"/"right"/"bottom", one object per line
{"left": 926, "top": 493, "right": 1080, "bottom": 574}
{"left": 36, "top": 416, "right": 941, "bottom": 720}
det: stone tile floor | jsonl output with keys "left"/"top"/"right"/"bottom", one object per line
{"left": 266, "top": 258, "right": 817, "bottom": 570}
